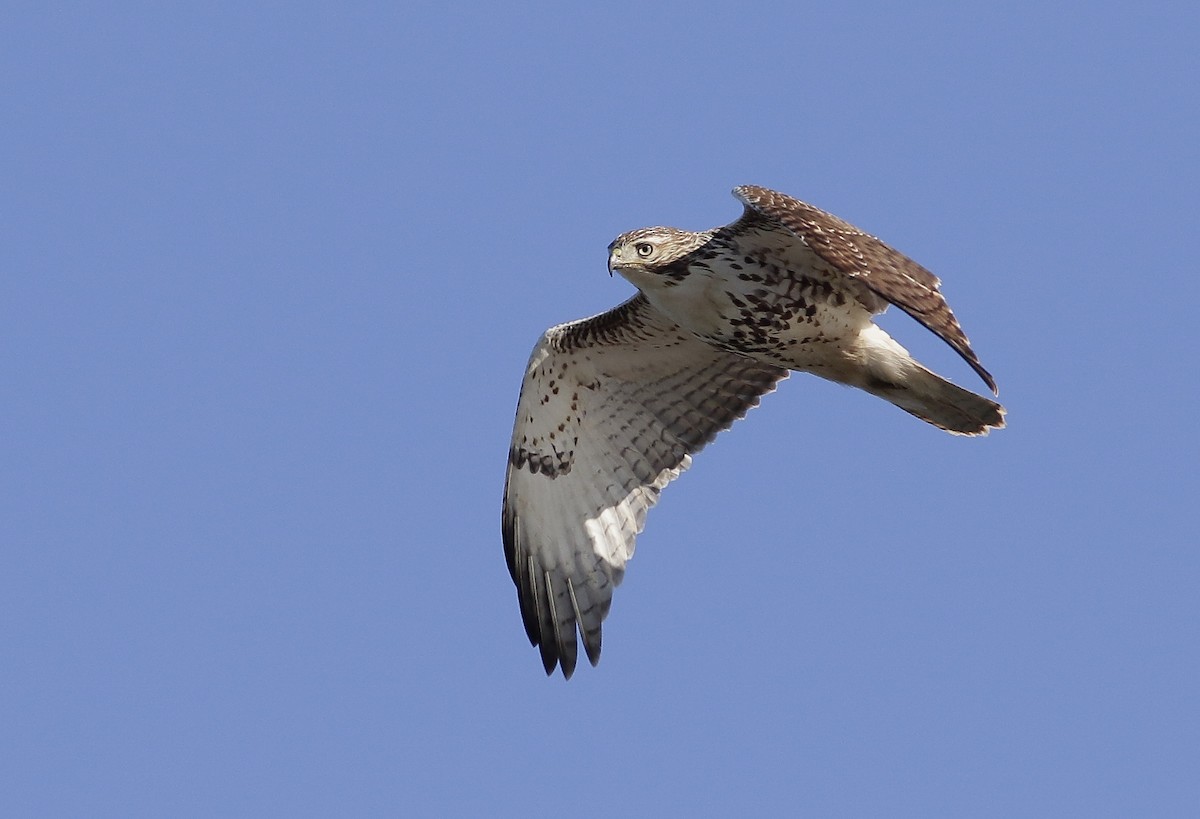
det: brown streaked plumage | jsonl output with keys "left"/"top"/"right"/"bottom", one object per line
{"left": 731, "top": 185, "right": 997, "bottom": 393}
{"left": 504, "top": 185, "right": 1004, "bottom": 678}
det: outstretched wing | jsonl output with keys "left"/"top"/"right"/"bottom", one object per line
{"left": 731, "top": 185, "right": 997, "bottom": 394}
{"left": 503, "top": 295, "right": 787, "bottom": 678}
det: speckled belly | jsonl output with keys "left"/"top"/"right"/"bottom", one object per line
{"left": 692, "top": 270, "right": 871, "bottom": 374}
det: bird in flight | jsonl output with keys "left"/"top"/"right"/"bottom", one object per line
{"left": 502, "top": 185, "right": 1004, "bottom": 678}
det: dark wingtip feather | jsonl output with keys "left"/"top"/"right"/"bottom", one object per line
{"left": 558, "top": 655, "right": 574, "bottom": 680}
{"left": 544, "top": 577, "right": 577, "bottom": 679}
{"left": 566, "top": 578, "right": 602, "bottom": 668}
{"left": 539, "top": 644, "right": 558, "bottom": 676}
{"left": 528, "top": 561, "right": 560, "bottom": 677}
{"left": 503, "top": 510, "right": 542, "bottom": 647}
{"left": 583, "top": 634, "right": 601, "bottom": 667}
{"left": 979, "top": 361, "right": 999, "bottom": 396}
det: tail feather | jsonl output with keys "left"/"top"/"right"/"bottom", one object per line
{"left": 864, "top": 366, "right": 1006, "bottom": 435}
{"left": 848, "top": 324, "right": 1005, "bottom": 436}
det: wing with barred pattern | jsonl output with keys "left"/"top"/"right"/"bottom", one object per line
{"left": 503, "top": 295, "right": 787, "bottom": 678}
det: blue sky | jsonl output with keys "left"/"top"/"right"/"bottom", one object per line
{"left": 3, "top": 2, "right": 1197, "bottom": 816}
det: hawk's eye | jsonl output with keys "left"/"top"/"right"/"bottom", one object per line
{"left": 635, "top": 242, "right": 654, "bottom": 258}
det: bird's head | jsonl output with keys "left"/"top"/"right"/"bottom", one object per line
{"left": 607, "top": 227, "right": 711, "bottom": 287}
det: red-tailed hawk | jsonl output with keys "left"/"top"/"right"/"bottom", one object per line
{"left": 503, "top": 185, "right": 1004, "bottom": 678}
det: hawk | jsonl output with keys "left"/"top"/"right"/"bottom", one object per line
{"left": 503, "top": 185, "right": 1004, "bottom": 678}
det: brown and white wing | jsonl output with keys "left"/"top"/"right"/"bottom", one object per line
{"left": 503, "top": 294, "right": 787, "bottom": 678}
{"left": 731, "top": 185, "right": 997, "bottom": 394}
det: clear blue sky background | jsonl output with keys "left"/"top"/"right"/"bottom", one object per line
{"left": 3, "top": 2, "right": 1197, "bottom": 816}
